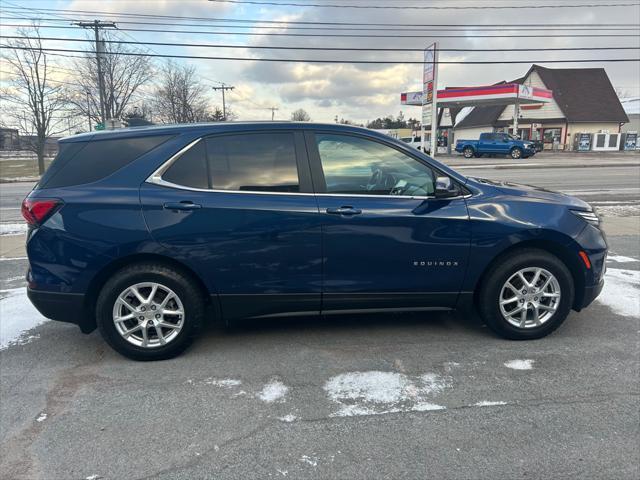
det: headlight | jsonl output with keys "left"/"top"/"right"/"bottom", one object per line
{"left": 571, "top": 209, "right": 600, "bottom": 226}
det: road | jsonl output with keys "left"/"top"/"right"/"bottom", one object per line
{"left": 1, "top": 161, "right": 639, "bottom": 480}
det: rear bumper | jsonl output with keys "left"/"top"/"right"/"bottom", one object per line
{"left": 27, "top": 288, "right": 95, "bottom": 333}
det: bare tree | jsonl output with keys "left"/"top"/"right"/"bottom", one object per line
{"left": 0, "top": 25, "right": 69, "bottom": 174}
{"left": 153, "top": 62, "right": 212, "bottom": 124}
{"left": 291, "top": 108, "right": 311, "bottom": 121}
{"left": 67, "top": 31, "right": 153, "bottom": 124}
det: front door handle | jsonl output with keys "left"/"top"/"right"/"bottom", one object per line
{"left": 326, "top": 206, "right": 362, "bottom": 216}
{"left": 163, "top": 201, "right": 202, "bottom": 211}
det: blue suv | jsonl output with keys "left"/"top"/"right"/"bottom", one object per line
{"left": 23, "top": 123, "right": 607, "bottom": 360}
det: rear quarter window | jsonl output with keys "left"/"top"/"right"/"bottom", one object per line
{"left": 39, "top": 135, "right": 173, "bottom": 189}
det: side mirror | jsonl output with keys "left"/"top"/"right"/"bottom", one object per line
{"left": 434, "top": 176, "right": 461, "bottom": 198}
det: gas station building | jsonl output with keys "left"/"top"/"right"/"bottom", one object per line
{"left": 401, "top": 64, "right": 630, "bottom": 152}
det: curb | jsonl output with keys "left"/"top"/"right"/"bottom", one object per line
{"left": 445, "top": 162, "right": 640, "bottom": 170}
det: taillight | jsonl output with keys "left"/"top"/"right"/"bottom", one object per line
{"left": 21, "top": 198, "right": 62, "bottom": 226}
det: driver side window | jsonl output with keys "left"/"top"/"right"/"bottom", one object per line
{"left": 315, "top": 133, "right": 435, "bottom": 196}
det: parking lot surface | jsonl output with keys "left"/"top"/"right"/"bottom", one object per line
{"left": 1, "top": 160, "right": 639, "bottom": 479}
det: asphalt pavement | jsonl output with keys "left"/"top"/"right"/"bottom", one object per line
{"left": 1, "top": 157, "right": 639, "bottom": 480}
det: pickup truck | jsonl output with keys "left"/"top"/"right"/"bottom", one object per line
{"left": 400, "top": 136, "right": 430, "bottom": 153}
{"left": 455, "top": 132, "right": 536, "bottom": 159}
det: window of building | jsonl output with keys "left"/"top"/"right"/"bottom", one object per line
{"left": 315, "top": 133, "right": 435, "bottom": 196}
{"left": 543, "top": 128, "right": 562, "bottom": 145}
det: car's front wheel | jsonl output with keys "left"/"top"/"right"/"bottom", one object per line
{"left": 96, "top": 263, "right": 205, "bottom": 360}
{"left": 478, "top": 249, "right": 574, "bottom": 340}
{"left": 463, "top": 147, "right": 474, "bottom": 158}
{"left": 510, "top": 147, "right": 523, "bottom": 159}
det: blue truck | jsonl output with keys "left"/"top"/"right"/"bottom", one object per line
{"left": 455, "top": 132, "right": 537, "bottom": 159}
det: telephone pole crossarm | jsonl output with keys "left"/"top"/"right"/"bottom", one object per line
{"left": 212, "top": 84, "right": 235, "bottom": 121}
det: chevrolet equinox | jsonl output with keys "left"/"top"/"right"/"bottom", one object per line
{"left": 23, "top": 123, "right": 607, "bottom": 360}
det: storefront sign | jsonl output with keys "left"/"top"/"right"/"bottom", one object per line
{"left": 422, "top": 43, "right": 438, "bottom": 157}
{"left": 577, "top": 132, "right": 591, "bottom": 151}
{"left": 624, "top": 132, "right": 638, "bottom": 150}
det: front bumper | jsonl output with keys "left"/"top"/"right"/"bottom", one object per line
{"left": 578, "top": 278, "right": 604, "bottom": 310}
{"left": 27, "top": 288, "right": 95, "bottom": 333}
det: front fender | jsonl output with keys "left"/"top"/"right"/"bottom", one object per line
{"left": 462, "top": 194, "right": 588, "bottom": 292}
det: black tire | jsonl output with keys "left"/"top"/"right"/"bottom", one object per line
{"left": 96, "top": 262, "right": 205, "bottom": 361}
{"left": 510, "top": 147, "right": 523, "bottom": 159}
{"left": 477, "top": 248, "right": 574, "bottom": 340}
{"left": 463, "top": 147, "right": 474, "bottom": 158}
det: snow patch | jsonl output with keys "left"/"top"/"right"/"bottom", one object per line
{"left": 324, "top": 371, "right": 449, "bottom": 417}
{"left": 204, "top": 378, "right": 242, "bottom": 387}
{"left": 0, "top": 288, "right": 48, "bottom": 350}
{"left": 36, "top": 412, "right": 48, "bottom": 422}
{"left": 504, "top": 359, "right": 534, "bottom": 370}
{"left": 85, "top": 475, "right": 102, "bottom": 480}
{"left": 473, "top": 400, "right": 508, "bottom": 407}
{"left": 607, "top": 254, "right": 638, "bottom": 264}
{"left": 258, "top": 380, "right": 289, "bottom": 403}
{"left": 186, "top": 378, "right": 242, "bottom": 387}
{"left": 0, "top": 223, "right": 28, "bottom": 236}
{"left": 300, "top": 455, "right": 318, "bottom": 467}
{"left": 278, "top": 414, "right": 297, "bottom": 423}
{"left": 597, "top": 268, "right": 640, "bottom": 318}
{"left": 596, "top": 204, "right": 640, "bottom": 217}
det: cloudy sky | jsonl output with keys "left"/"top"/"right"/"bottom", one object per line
{"left": 1, "top": 0, "right": 639, "bottom": 125}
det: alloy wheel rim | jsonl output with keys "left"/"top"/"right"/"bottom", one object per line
{"left": 499, "top": 267, "right": 561, "bottom": 329}
{"left": 512, "top": 149, "right": 521, "bottom": 158}
{"left": 112, "top": 282, "right": 185, "bottom": 348}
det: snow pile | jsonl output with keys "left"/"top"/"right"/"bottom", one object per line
{"left": 323, "top": 371, "right": 448, "bottom": 417}
{"left": 0, "top": 223, "right": 28, "bottom": 236}
{"left": 0, "top": 288, "right": 48, "bottom": 350}
{"left": 598, "top": 268, "right": 640, "bottom": 318}
{"left": 258, "top": 379, "right": 289, "bottom": 403}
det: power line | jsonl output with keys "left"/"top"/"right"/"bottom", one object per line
{"left": 2, "top": 23, "right": 638, "bottom": 38}
{"left": 3, "top": 35, "right": 639, "bottom": 54}
{"left": 4, "top": 14, "right": 640, "bottom": 31}
{"left": 2, "top": 4, "right": 638, "bottom": 28}
{"left": 2, "top": 45, "right": 638, "bottom": 64}
{"left": 208, "top": 0, "right": 640, "bottom": 9}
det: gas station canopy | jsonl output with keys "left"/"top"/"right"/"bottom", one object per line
{"left": 401, "top": 83, "right": 552, "bottom": 108}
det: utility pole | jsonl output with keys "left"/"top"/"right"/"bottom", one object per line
{"left": 74, "top": 20, "right": 116, "bottom": 127}
{"left": 266, "top": 106, "right": 279, "bottom": 121}
{"left": 212, "top": 84, "right": 234, "bottom": 120}
{"left": 86, "top": 93, "right": 92, "bottom": 131}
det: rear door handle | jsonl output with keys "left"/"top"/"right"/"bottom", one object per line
{"left": 326, "top": 206, "right": 362, "bottom": 216}
{"left": 163, "top": 201, "right": 202, "bottom": 211}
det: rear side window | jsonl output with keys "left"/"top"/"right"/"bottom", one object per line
{"left": 162, "top": 141, "right": 208, "bottom": 189}
{"left": 39, "top": 135, "right": 172, "bottom": 189}
{"left": 206, "top": 133, "right": 299, "bottom": 192}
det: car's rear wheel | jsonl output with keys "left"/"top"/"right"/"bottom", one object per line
{"left": 478, "top": 249, "right": 574, "bottom": 340}
{"left": 463, "top": 147, "right": 474, "bottom": 158}
{"left": 96, "top": 263, "right": 205, "bottom": 360}
{"left": 510, "top": 147, "right": 523, "bottom": 159}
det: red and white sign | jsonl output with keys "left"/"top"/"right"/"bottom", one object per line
{"left": 402, "top": 83, "right": 552, "bottom": 108}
